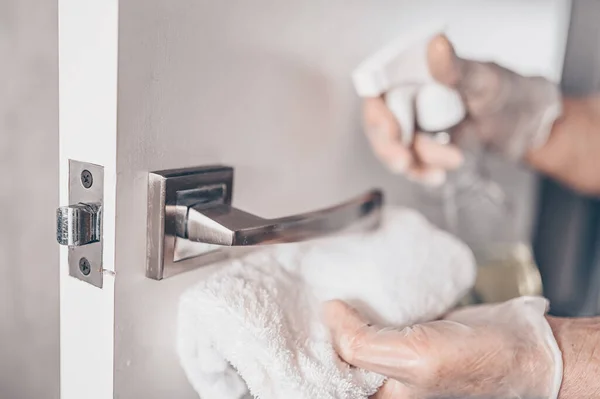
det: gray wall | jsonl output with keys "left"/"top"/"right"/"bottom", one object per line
{"left": 114, "top": 1, "right": 565, "bottom": 398}
{"left": 0, "top": 0, "right": 59, "bottom": 398}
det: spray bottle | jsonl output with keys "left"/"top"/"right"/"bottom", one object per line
{"left": 352, "top": 24, "right": 512, "bottom": 244}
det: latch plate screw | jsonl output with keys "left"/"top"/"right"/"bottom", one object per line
{"left": 79, "top": 257, "right": 91, "bottom": 276}
{"left": 81, "top": 170, "right": 93, "bottom": 189}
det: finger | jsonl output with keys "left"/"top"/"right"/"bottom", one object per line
{"left": 374, "top": 140, "right": 415, "bottom": 175}
{"left": 405, "top": 166, "right": 447, "bottom": 187}
{"left": 403, "top": 133, "right": 457, "bottom": 187}
{"left": 370, "top": 379, "right": 414, "bottom": 399}
{"left": 363, "top": 97, "right": 401, "bottom": 144}
{"left": 322, "top": 300, "right": 421, "bottom": 380}
{"left": 448, "top": 117, "right": 484, "bottom": 150}
{"left": 413, "top": 133, "right": 463, "bottom": 170}
{"left": 363, "top": 97, "right": 415, "bottom": 174}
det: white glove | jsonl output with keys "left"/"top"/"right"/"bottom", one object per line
{"left": 323, "top": 296, "right": 563, "bottom": 399}
{"left": 363, "top": 35, "right": 562, "bottom": 185}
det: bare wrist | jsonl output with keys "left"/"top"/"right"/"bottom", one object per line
{"left": 526, "top": 97, "right": 600, "bottom": 196}
{"left": 546, "top": 316, "right": 600, "bottom": 398}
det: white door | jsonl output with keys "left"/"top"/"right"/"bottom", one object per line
{"left": 58, "top": 0, "right": 570, "bottom": 397}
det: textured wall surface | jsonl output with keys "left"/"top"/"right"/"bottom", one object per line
{"left": 0, "top": 1, "right": 59, "bottom": 398}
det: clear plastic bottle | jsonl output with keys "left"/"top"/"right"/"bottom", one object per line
{"left": 412, "top": 83, "right": 515, "bottom": 245}
{"left": 435, "top": 133, "right": 513, "bottom": 244}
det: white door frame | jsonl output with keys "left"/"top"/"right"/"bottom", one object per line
{"left": 59, "top": 0, "right": 118, "bottom": 397}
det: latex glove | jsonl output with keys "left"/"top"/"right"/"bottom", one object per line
{"left": 364, "top": 34, "right": 562, "bottom": 185}
{"left": 323, "top": 296, "right": 563, "bottom": 399}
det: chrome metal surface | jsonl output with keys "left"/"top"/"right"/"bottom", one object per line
{"left": 56, "top": 203, "right": 101, "bottom": 246}
{"left": 146, "top": 165, "right": 383, "bottom": 280}
{"left": 186, "top": 189, "right": 383, "bottom": 245}
{"left": 60, "top": 160, "right": 104, "bottom": 288}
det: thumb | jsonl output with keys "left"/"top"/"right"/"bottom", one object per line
{"left": 321, "top": 300, "right": 421, "bottom": 381}
{"left": 426, "top": 34, "right": 462, "bottom": 88}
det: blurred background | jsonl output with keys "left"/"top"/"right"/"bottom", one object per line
{"left": 2, "top": 0, "right": 600, "bottom": 398}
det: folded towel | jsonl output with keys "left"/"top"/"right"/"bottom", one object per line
{"left": 177, "top": 208, "right": 476, "bottom": 399}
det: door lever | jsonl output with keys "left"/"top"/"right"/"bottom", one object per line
{"left": 146, "top": 165, "right": 383, "bottom": 280}
{"left": 185, "top": 189, "right": 382, "bottom": 246}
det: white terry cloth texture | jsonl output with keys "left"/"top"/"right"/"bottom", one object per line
{"left": 177, "top": 207, "right": 477, "bottom": 399}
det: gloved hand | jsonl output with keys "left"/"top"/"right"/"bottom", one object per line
{"left": 363, "top": 34, "right": 562, "bottom": 185}
{"left": 323, "top": 296, "right": 563, "bottom": 399}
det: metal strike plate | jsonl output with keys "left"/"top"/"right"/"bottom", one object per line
{"left": 58, "top": 160, "right": 104, "bottom": 288}
{"left": 146, "top": 165, "right": 230, "bottom": 280}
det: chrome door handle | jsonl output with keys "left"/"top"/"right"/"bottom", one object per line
{"left": 185, "top": 189, "right": 382, "bottom": 246}
{"left": 146, "top": 165, "right": 384, "bottom": 280}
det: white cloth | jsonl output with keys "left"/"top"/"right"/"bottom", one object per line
{"left": 177, "top": 208, "right": 476, "bottom": 399}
